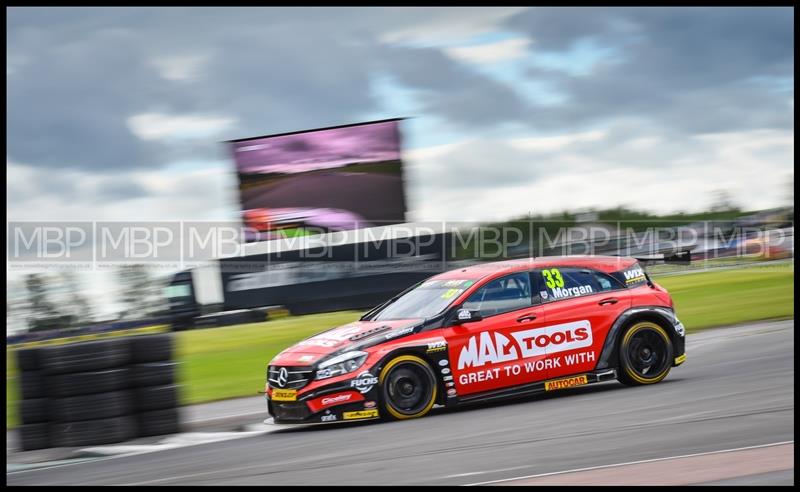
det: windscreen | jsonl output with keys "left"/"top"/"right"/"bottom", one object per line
{"left": 371, "top": 279, "right": 475, "bottom": 321}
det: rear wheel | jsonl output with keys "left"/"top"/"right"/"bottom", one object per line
{"left": 618, "top": 321, "right": 673, "bottom": 386}
{"left": 379, "top": 355, "right": 437, "bottom": 420}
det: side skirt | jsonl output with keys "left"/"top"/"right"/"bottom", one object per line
{"left": 453, "top": 369, "right": 618, "bottom": 407}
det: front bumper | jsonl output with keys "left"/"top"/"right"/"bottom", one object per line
{"left": 672, "top": 319, "right": 686, "bottom": 366}
{"left": 266, "top": 376, "right": 382, "bottom": 424}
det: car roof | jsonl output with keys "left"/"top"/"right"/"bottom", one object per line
{"left": 432, "top": 256, "right": 638, "bottom": 282}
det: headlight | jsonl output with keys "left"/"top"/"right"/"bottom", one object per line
{"left": 315, "top": 351, "right": 368, "bottom": 380}
{"left": 673, "top": 319, "right": 686, "bottom": 337}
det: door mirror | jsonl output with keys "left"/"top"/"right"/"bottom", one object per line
{"left": 454, "top": 308, "right": 482, "bottom": 324}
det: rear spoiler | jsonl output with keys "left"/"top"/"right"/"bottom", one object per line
{"left": 633, "top": 249, "right": 692, "bottom": 266}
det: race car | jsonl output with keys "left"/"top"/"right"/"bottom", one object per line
{"left": 265, "top": 256, "right": 686, "bottom": 424}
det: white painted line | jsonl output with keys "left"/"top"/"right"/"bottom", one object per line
{"left": 77, "top": 430, "right": 280, "bottom": 457}
{"left": 185, "top": 411, "right": 264, "bottom": 423}
{"left": 7, "top": 429, "right": 280, "bottom": 475}
{"left": 7, "top": 457, "right": 100, "bottom": 473}
{"left": 464, "top": 440, "right": 795, "bottom": 486}
{"left": 444, "top": 465, "right": 531, "bottom": 478}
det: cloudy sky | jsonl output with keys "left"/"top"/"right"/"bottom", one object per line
{"left": 6, "top": 7, "right": 794, "bottom": 321}
{"left": 8, "top": 6, "right": 794, "bottom": 224}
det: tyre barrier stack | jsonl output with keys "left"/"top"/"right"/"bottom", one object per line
{"left": 15, "top": 334, "right": 181, "bottom": 451}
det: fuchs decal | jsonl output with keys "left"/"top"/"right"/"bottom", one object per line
{"left": 350, "top": 372, "right": 379, "bottom": 394}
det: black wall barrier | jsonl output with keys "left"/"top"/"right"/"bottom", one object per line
{"left": 220, "top": 231, "right": 451, "bottom": 315}
{"left": 15, "top": 334, "right": 180, "bottom": 451}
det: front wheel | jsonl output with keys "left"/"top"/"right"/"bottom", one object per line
{"left": 379, "top": 355, "right": 438, "bottom": 420}
{"left": 618, "top": 321, "right": 673, "bottom": 386}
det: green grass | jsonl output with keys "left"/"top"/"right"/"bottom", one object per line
{"left": 652, "top": 263, "right": 794, "bottom": 330}
{"left": 175, "top": 311, "right": 363, "bottom": 405}
{"left": 6, "top": 263, "right": 794, "bottom": 428}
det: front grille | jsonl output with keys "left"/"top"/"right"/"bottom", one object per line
{"left": 271, "top": 401, "right": 311, "bottom": 421}
{"left": 268, "top": 365, "right": 314, "bottom": 390}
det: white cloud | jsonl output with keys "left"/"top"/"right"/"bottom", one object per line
{"left": 127, "top": 113, "right": 237, "bottom": 141}
{"left": 150, "top": 54, "right": 208, "bottom": 81}
{"left": 444, "top": 38, "right": 531, "bottom": 64}
{"left": 509, "top": 129, "right": 607, "bottom": 151}
{"left": 380, "top": 7, "right": 528, "bottom": 45}
{"left": 7, "top": 160, "right": 239, "bottom": 221}
{"left": 405, "top": 127, "right": 794, "bottom": 221}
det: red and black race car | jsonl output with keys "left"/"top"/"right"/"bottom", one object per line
{"left": 265, "top": 256, "right": 686, "bottom": 424}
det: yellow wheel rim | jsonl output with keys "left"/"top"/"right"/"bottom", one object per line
{"left": 379, "top": 355, "right": 438, "bottom": 420}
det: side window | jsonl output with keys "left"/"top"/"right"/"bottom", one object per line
{"left": 461, "top": 272, "right": 532, "bottom": 317}
{"left": 591, "top": 270, "right": 624, "bottom": 292}
{"left": 536, "top": 267, "right": 611, "bottom": 302}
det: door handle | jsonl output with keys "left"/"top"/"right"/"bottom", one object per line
{"left": 598, "top": 297, "right": 619, "bottom": 306}
{"left": 516, "top": 313, "right": 538, "bottom": 322}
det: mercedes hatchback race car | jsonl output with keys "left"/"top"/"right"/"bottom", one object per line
{"left": 265, "top": 256, "right": 686, "bottom": 424}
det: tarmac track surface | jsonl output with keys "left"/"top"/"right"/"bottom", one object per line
{"left": 7, "top": 320, "right": 794, "bottom": 485}
{"left": 240, "top": 173, "right": 406, "bottom": 224}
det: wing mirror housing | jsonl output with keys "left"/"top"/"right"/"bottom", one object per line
{"left": 453, "top": 308, "right": 483, "bottom": 324}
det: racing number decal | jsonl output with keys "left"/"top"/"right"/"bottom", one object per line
{"left": 542, "top": 268, "right": 564, "bottom": 289}
{"left": 441, "top": 289, "right": 460, "bottom": 299}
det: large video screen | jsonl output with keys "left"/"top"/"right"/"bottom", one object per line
{"left": 230, "top": 119, "right": 407, "bottom": 242}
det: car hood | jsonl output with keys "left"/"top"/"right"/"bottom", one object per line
{"left": 269, "top": 318, "right": 424, "bottom": 366}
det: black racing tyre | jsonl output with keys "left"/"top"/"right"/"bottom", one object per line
{"left": 48, "top": 368, "right": 130, "bottom": 397}
{"left": 130, "top": 334, "right": 174, "bottom": 363}
{"left": 138, "top": 408, "right": 181, "bottom": 437}
{"left": 39, "top": 338, "right": 130, "bottom": 375}
{"left": 131, "top": 362, "right": 176, "bottom": 387}
{"left": 16, "top": 348, "right": 41, "bottom": 372}
{"left": 20, "top": 398, "right": 49, "bottom": 424}
{"left": 134, "top": 384, "right": 179, "bottom": 411}
{"left": 19, "top": 423, "right": 50, "bottom": 451}
{"left": 618, "top": 320, "right": 674, "bottom": 386}
{"left": 51, "top": 390, "right": 133, "bottom": 422}
{"left": 379, "top": 355, "right": 438, "bottom": 421}
{"left": 51, "top": 416, "right": 137, "bottom": 448}
{"left": 20, "top": 371, "right": 46, "bottom": 399}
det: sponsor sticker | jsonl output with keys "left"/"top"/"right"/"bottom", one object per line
{"left": 442, "top": 280, "right": 465, "bottom": 287}
{"left": 343, "top": 409, "right": 379, "bottom": 420}
{"left": 457, "top": 320, "right": 593, "bottom": 370}
{"left": 384, "top": 327, "right": 414, "bottom": 340}
{"left": 623, "top": 266, "right": 647, "bottom": 284}
{"left": 427, "top": 341, "right": 447, "bottom": 353}
{"left": 307, "top": 391, "right": 363, "bottom": 413}
{"left": 350, "top": 372, "right": 379, "bottom": 394}
{"left": 447, "top": 388, "right": 457, "bottom": 396}
{"left": 438, "top": 359, "right": 449, "bottom": 367}
{"left": 321, "top": 414, "right": 337, "bottom": 422}
{"left": 364, "top": 400, "right": 377, "bottom": 409}
{"left": 544, "top": 375, "right": 588, "bottom": 391}
{"left": 321, "top": 394, "right": 352, "bottom": 406}
{"left": 441, "top": 367, "right": 451, "bottom": 375}
{"left": 271, "top": 389, "right": 297, "bottom": 401}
